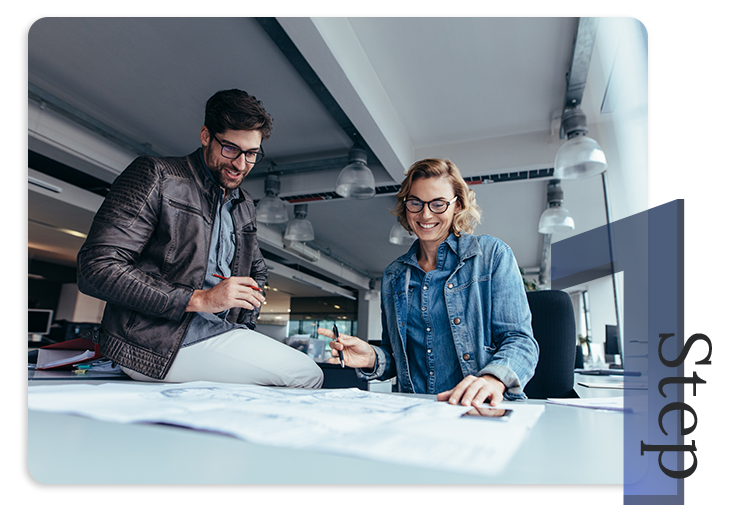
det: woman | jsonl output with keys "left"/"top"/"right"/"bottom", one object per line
{"left": 319, "top": 158, "right": 539, "bottom": 407}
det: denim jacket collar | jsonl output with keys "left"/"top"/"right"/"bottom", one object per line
{"left": 394, "top": 233, "right": 482, "bottom": 276}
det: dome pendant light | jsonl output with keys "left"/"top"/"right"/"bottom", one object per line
{"left": 335, "top": 145, "right": 376, "bottom": 199}
{"left": 538, "top": 180, "right": 575, "bottom": 234}
{"left": 389, "top": 223, "right": 416, "bottom": 246}
{"left": 284, "top": 204, "right": 315, "bottom": 242}
{"left": 256, "top": 174, "right": 289, "bottom": 224}
{"left": 554, "top": 108, "right": 607, "bottom": 180}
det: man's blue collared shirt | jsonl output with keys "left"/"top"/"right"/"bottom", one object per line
{"left": 181, "top": 153, "right": 247, "bottom": 347}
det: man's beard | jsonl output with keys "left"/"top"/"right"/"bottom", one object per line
{"left": 214, "top": 165, "right": 246, "bottom": 191}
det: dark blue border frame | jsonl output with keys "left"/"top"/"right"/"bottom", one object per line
{"left": 551, "top": 200, "right": 685, "bottom": 505}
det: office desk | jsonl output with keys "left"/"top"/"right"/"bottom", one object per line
{"left": 574, "top": 373, "right": 646, "bottom": 398}
{"left": 28, "top": 379, "right": 626, "bottom": 485}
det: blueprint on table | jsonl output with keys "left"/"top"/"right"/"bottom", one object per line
{"left": 28, "top": 381, "right": 544, "bottom": 475}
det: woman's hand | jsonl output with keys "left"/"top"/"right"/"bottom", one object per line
{"left": 436, "top": 374, "right": 506, "bottom": 407}
{"left": 317, "top": 328, "right": 377, "bottom": 369}
{"left": 186, "top": 276, "right": 265, "bottom": 313}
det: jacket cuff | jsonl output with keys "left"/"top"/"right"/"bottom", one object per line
{"left": 477, "top": 364, "right": 526, "bottom": 401}
{"left": 355, "top": 345, "right": 386, "bottom": 380}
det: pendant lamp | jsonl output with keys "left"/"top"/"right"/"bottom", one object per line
{"left": 538, "top": 180, "right": 575, "bottom": 234}
{"left": 389, "top": 223, "right": 416, "bottom": 245}
{"left": 284, "top": 204, "right": 315, "bottom": 242}
{"left": 256, "top": 174, "right": 289, "bottom": 224}
{"left": 335, "top": 145, "right": 375, "bottom": 199}
{"left": 554, "top": 108, "right": 607, "bottom": 180}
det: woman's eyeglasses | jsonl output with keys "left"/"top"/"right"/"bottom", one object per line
{"left": 404, "top": 196, "right": 458, "bottom": 214}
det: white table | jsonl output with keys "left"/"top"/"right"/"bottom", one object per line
{"left": 27, "top": 376, "right": 625, "bottom": 484}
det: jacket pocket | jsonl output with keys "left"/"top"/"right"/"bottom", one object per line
{"left": 240, "top": 221, "right": 257, "bottom": 233}
{"left": 166, "top": 197, "right": 203, "bottom": 216}
{"left": 160, "top": 198, "right": 206, "bottom": 276}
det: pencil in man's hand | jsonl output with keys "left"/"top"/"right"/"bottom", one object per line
{"left": 212, "top": 274, "right": 262, "bottom": 292}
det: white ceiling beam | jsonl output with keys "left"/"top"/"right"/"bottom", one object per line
{"left": 256, "top": 223, "right": 372, "bottom": 291}
{"left": 277, "top": 17, "right": 414, "bottom": 184}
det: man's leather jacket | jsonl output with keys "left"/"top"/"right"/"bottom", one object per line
{"left": 77, "top": 149, "right": 267, "bottom": 379}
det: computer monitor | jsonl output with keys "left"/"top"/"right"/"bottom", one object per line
{"left": 604, "top": 324, "right": 620, "bottom": 355}
{"left": 29, "top": 309, "right": 54, "bottom": 342}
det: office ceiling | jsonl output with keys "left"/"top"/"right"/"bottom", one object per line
{"left": 28, "top": 17, "right": 608, "bottom": 299}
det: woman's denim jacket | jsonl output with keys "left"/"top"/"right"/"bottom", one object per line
{"left": 359, "top": 233, "right": 539, "bottom": 400}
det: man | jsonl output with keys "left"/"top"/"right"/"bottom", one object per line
{"left": 77, "top": 89, "right": 323, "bottom": 388}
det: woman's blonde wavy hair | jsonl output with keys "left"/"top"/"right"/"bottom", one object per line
{"left": 391, "top": 158, "right": 482, "bottom": 237}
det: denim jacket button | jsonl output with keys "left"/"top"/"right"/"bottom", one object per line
{"left": 463, "top": 353, "right": 471, "bottom": 361}
{"left": 447, "top": 283, "right": 454, "bottom": 289}
{"left": 453, "top": 317, "right": 461, "bottom": 325}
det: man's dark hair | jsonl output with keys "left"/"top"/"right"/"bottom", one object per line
{"left": 204, "top": 89, "right": 273, "bottom": 139}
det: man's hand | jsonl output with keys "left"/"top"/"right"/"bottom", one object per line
{"left": 186, "top": 276, "right": 264, "bottom": 313}
{"left": 436, "top": 374, "right": 506, "bottom": 407}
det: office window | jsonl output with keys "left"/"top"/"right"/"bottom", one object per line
{"left": 569, "top": 290, "right": 592, "bottom": 354}
{"left": 287, "top": 318, "right": 356, "bottom": 339}
{"left": 581, "top": 290, "right": 592, "bottom": 342}
{"left": 287, "top": 318, "right": 357, "bottom": 361}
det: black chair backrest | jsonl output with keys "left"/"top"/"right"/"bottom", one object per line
{"left": 523, "top": 290, "right": 578, "bottom": 399}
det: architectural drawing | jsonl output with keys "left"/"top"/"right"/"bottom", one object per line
{"left": 28, "top": 381, "right": 544, "bottom": 475}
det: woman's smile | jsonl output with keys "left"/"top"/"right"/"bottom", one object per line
{"left": 406, "top": 176, "right": 458, "bottom": 247}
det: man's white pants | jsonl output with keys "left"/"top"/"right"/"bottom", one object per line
{"left": 122, "top": 328, "right": 324, "bottom": 388}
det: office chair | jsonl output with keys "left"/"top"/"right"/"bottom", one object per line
{"left": 523, "top": 290, "right": 579, "bottom": 399}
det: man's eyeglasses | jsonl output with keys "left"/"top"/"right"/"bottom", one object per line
{"left": 210, "top": 131, "right": 265, "bottom": 164}
{"left": 404, "top": 196, "right": 458, "bottom": 214}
